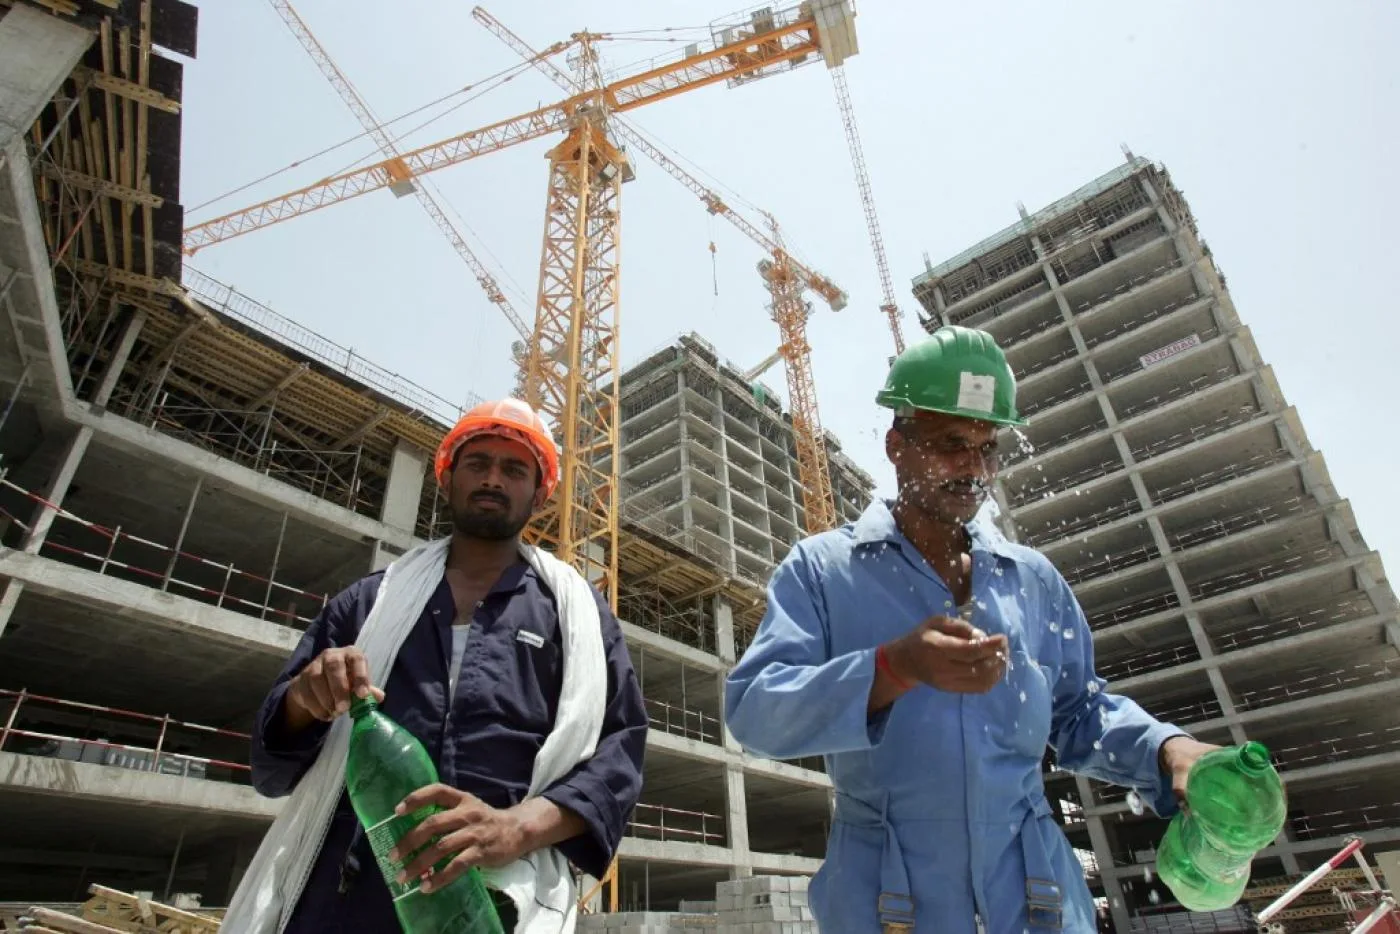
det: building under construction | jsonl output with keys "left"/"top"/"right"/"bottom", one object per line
{"left": 0, "top": 0, "right": 852, "bottom": 916}
{"left": 913, "top": 153, "right": 1400, "bottom": 933}
{"left": 618, "top": 332, "right": 872, "bottom": 589}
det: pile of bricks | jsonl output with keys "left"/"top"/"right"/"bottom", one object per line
{"left": 577, "top": 910, "right": 715, "bottom": 933}
{"left": 715, "top": 875, "right": 818, "bottom": 933}
{"left": 576, "top": 875, "right": 819, "bottom": 933}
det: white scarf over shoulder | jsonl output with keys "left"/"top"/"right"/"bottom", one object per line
{"left": 221, "top": 537, "right": 608, "bottom": 934}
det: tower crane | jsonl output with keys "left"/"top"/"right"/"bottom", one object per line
{"left": 471, "top": 6, "right": 844, "bottom": 532}
{"left": 265, "top": 0, "right": 536, "bottom": 381}
{"left": 182, "top": 0, "right": 858, "bottom": 614}
{"left": 830, "top": 66, "right": 906, "bottom": 354}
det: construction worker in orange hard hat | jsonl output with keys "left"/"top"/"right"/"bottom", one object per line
{"left": 232, "top": 397, "right": 647, "bottom": 934}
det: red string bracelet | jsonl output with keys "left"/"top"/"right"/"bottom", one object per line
{"left": 876, "top": 644, "right": 912, "bottom": 690}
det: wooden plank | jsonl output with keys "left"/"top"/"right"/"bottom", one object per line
{"left": 73, "top": 258, "right": 181, "bottom": 296}
{"left": 38, "top": 161, "right": 163, "bottom": 208}
{"left": 72, "top": 65, "right": 179, "bottom": 114}
{"left": 137, "top": 0, "right": 153, "bottom": 279}
{"left": 118, "top": 24, "right": 133, "bottom": 272}
{"left": 24, "top": 907, "right": 123, "bottom": 934}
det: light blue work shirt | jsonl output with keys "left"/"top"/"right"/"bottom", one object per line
{"left": 725, "top": 500, "right": 1186, "bottom": 934}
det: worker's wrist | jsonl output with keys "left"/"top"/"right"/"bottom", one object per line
{"left": 876, "top": 642, "right": 913, "bottom": 691}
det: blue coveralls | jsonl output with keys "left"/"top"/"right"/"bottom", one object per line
{"left": 724, "top": 500, "right": 1185, "bottom": 934}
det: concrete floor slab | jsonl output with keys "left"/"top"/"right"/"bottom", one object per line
{"left": 0, "top": 584, "right": 289, "bottom": 729}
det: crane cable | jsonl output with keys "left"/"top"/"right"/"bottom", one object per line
{"left": 188, "top": 54, "right": 548, "bottom": 217}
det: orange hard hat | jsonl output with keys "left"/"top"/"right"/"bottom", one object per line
{"left": 435, "top": 398, "right": 559, "bottom": 500}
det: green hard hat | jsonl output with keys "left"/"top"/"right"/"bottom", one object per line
{"left": 875, "top": 325, "right": 1026, "bottom": 427}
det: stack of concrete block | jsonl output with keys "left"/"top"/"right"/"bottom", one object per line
{"left": 715, "top": 875, "right": 819, "bottom": 933}
{"left": 577, "top": 910, "right": 716, "bottom": 934}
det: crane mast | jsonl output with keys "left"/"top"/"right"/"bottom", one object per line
{"left": 472, "top": 6, "right": 848, "bottom": 532}
{"left": 830, "top": 65, "right": 905, "bottom": 354}
{"left": 759, "top": 217, "right": 839, "bottom": 532}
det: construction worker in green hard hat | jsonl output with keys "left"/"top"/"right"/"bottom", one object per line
{"left": 726, "top": 325, "right": 1217, "bottom": 933}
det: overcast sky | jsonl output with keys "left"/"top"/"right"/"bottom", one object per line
{"left": 179, "top": 0, "right": 1398, "bottom": 581}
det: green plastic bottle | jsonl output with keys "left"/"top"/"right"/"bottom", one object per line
{"left": 1156, "top": 741, "right": 1287, "bottom": 912}
{"left": 345, "top": 696, "right": 505, "bottom": 934}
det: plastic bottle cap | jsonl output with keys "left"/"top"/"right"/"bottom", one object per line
{"left": 348, "top": 694, "right": 378, "bottom": 718}
{"left": 1238, "top": 740, "right": 1271, "bottom": 775}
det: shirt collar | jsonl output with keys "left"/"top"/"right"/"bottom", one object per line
{"left": 853, "top": 498, "right": 1020, "bottom": 564}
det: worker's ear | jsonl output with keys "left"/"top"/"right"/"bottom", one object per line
{"left": 885, "top": 426, "right": 904, "bottom": 467}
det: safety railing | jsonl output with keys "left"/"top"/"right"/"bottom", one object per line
{"left": 1140, "top": 695, "right": 1224, "bottom": 726}
{"left": 1098, "top": 643, "right": 1201, "bottom": 683}
{"left": 1187, "top": 542, "right": 1339, "bottom": 601}
{"left": 1070, "top": 259, "right": 1185, "bottom": 315}
{"left": 1237, "top": 662, "right": 1400, "bottom": 714}
{"left": 1018, "top": 417, "right": 1112, "bottom": 465}
{"left": 1114, "top": 366, "right": 1239, "bottom": 421}
{"left": 1087, "top": 592, "right": 1181, "bottom": 632}
{"left": 0, "top": 478, "right": 328, "bottom": 627}
{"left": 1024, "top": 495, "right": 1141, "bottom": 547}
{"left": 1015, "top": 341, "right": 1081, "bottom": 383}
{"left": 1147, "top": 449, "right": 1290, "bottom": 505}
{"left": 1025, "top": 381, "right": 1098, "bottom": 423}
{"left": 1166, "top": 496, "right": 1309, "bottom": 551}
{"left": 147, "top": 402, "right": 375, "bottom": 516}
{"left": 0, "top": 688, "right": 251, "bottom": 784}
{"left": 1279, "top": 800, "right": 1400, "bottom": 841}
{"left": 645, "top": 698, "right": 721, "bottom": 745}
{"left": 1213, "top": 600, "right": 1374, "bottom": 652}
{"left": 1009, "top": 454, "right": 1125, "bottom": 507}
{"left": 1000, "top": 310, "right": 1063, "bottom": 350}
{"left": 1062, "top": 543, "right": 1160, "bottom": 587}
{"left": 1128, "top": 406, "right": 1262, "bottom": 463}
{"left": 626, "top": 802, "right": 725, "bottom": 847}
{"left": 184, "top": 266, "right": 479, "bottom": 427}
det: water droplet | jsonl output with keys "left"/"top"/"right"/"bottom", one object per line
{"left": 1086, "top": 682, "right": 1101, "bottom": 695}
{"left": 1148, "top": 890, "right": 1161, "bottom": 905}
{"left": 1062, "top": 628, "right": 1075, "bottom": 640}
{"left": 1019, "top": 690, "right": 1027, "bottom": 703}
{"left": 1143, "top": 867, "right": 1154, "bottom": 883}
{"left": 1048, "top": 621, "right": 1060, "bottom": 633}
{"left": 1126, "top": 790, "right": 1145, "bottom": 815}
{"left": 1108, "top": 752, "right": 1116, "bottom": 762}
{"left": 1093, "top": 740, "right": 1103, "bottom": 750}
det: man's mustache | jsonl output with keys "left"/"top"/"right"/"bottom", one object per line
{"left": 468, "top": 491, "right": 510, "bottom": 508}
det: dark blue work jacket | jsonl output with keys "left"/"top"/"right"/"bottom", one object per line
{"left": 249, "top": 560, "right": 648, "bottom": 933}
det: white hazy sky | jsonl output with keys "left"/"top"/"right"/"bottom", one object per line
{"left": 179, "top": 1, "right": 1397, "bottom": 581}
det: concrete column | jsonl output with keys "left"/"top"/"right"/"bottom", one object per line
{"left": 1076, "top": 775, "right": 1133, "bottom": 934}
{"left": 676, "top": 372, "right": 694, "bottom": 532}
{"left": 380, "top": 442, "right": 427, "bottom": 535}
{"left": 713, "top": 595, "right": 753, "bottom": 879}
{"left": 23, "top": 426, "right": 91, "bottom": 552}
{"left": 711, "top": 385, "right": 737, "bottom": 574}
{"left": 932, "top": 285, "right": 949, "bottom": 326}
{"left": 92, "top": 309, "right": 146, "bottom": 409}
{"left": 0, "top": 425, "right": 92, "bottom": 638}
{"left": 368, "top": 540, "right": 399, "bottom": 573}
{"left": 0, "top": 5, "right": 93, "bottom": 154}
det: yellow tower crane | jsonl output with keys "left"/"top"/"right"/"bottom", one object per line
{"left": 182, "top": 0, "right": 859, "bottom": 610}
{"left": 471, "top": 6, "right": 847, "bottom": 532}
